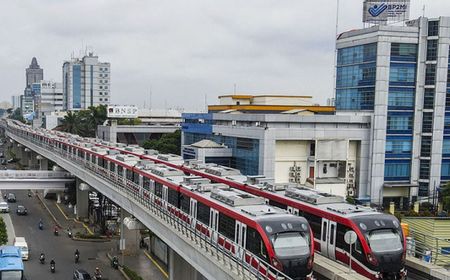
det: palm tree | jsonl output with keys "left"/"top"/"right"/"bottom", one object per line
{"left": 58, "top": 111, "right": 82, "bottom": 134}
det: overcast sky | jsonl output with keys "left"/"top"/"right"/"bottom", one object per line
{"left": 1, "top": 0, "right": 449, "bottom": 111}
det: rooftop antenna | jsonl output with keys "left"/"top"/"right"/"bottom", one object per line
{"left": 422, "top": 5, "right": 426, "bottom": 17}
{"left": 149, "top": 85, "right": 152, "bottom": 110}
{"left": 332, "top": 0, "right": 340, "bottom": 101}
{"left": 204, "top": 93, "right": 208, "bottom": 112}
{"left": 233, "top": 83, "right": 237, "bottom": 94}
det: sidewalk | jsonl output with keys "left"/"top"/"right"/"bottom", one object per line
{"left": 38, "top": 194, "right": 167, "bottom": 280}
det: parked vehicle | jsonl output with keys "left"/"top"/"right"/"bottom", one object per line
{"left": 73, "top": 269, "right": 91, "bottom": 280}
{"left": 0, "top": 202, "right": 10, "bottom": 213}
{"left": 13, "top": 237, "right": 29, "bottom": 261}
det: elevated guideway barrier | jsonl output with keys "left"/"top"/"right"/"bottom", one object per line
{"left": 5, "top": 125, "right": 289, "bottom": 280}
{"left": 0, "top": 170, "right": 74, "bottom": 190}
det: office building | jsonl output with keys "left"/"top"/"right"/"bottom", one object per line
{"left": 33, "top": 80, "right": 64, "bottom": 128}
{"left": 335, "top": 17, "right": 450, "bottom": 205}
{"left": 62, "top": 53, "right": 111, "bottom": 110}
{"left": 25, "top": 57, "right": 43, "bottom": 89}
{"left": 20, "top": 95, "right": 34, "bottom": 117}
{"left": 12, "top": 96, "right": 21, "bottom": 110}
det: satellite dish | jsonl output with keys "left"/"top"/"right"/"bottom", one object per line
{"left": 344, "top": 231, "right": 357, "bottom": 245}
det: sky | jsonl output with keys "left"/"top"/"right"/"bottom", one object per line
{"left": 1, "top": 0, "right": 449, "bottom": 111}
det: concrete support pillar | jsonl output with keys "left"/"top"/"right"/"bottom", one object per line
{"left": 75, "top": 178, "right": 89, "bottom": 221}
{"left": 20, "top": 148, "right": 28, "bottom": 166}
{"left": 389, "top": 202, "right": 395, "bottom": 215}
{"left": 169, "top": 248, "right": 206, "bottom": 280}
{"left": 29, "top": 151, "right": 39, "bottom": 169}
{"left": 120, "top": 209, "right": 139, "bottom": 256}
{"left": 39, "top": 157, "right": 49, "bottom": 170}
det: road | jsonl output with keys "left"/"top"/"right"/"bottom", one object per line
{"left": 5, "top": 190, "right": 122, "bottom": 280}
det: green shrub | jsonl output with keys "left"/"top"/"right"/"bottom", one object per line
{"left": 122, "top": 266, "right": 144, "bottom": 280}
{"left": 0, "top": 218, "right": 8, "bottom": 245}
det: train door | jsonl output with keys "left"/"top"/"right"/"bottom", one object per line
{"left": 162, "top": 186, "right": 168, "bottom": 208}
{"left": 189, "top": 199, "right": 197, "bottom": 227}
{"left": 209, "top": 209, "right": 219, "bottom": 242}
{"left": 320, "top": 218, "right": 337, "bottom": 259}
{"left": 235, "top": 221, "right": 247, "bottom": 258}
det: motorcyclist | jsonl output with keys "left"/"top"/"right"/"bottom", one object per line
{"left": 111, "top": 256, "right": 119, "bottom": 269}
{"left": 38, "top": 219, "right": 43, "bottom": 230}
{"left": 50, "top": 259, "right": 55, "bottom": 272}
{"left": 54, "top": 225, "right": 59, "bottom": 235}
{"left": 39, "top": 253, "right": 45, "bottom": 263}
{"left": 75, "top": 249, "right": 80, "bottom": 263}
{"left": 94, "top": 267, "right": 102, "bottom": 279}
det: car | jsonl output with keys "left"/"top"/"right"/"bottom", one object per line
{"left": 73, "top": 269, "right": 92, "bottom": 280}
{"left": 7, "top": 193, "right": 16, "bottom": 203}
{"left": 16, "top": 205, "right": 27, "bottom": 216}
{"left": 0, "top": 159, "right": 6, "bottom": 165}
{"left": 0, "top": 202, "right": 10, "bottom": 213}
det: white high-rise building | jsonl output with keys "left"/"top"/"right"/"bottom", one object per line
{"left": 62, "top": 53, "right": 111, "bottom": 110}
{"left": 11, "top": 96, "right": 21, "bottom": 110}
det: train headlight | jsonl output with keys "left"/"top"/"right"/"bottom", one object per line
{"left": 367, "top": 252, "right": 378, "bottom": 266}
{"left": 271, "top": 257, "right": 283, "bottom": 271}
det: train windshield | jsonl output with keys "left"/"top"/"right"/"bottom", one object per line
{"left": 368, "top": 229, "right": 402, "bottom": 253}
{"left": 272, "top": 232, "right": 309, "bottom": 257}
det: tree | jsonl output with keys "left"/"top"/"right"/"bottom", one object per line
{"left": 442, "top": 183, "right": 450, "bottom": 212}
{"left": 142, "top": 130, "right": 181, "bottom": 155}
{"left": 58, "top": 111, "right": 82, "bottom": 135}
{"left": 0, "top": 217, "right": 8, "bottom": 245}
{"left": 56, "top": 105, "right": 108, "bottom": 137}
{"left": 8, "top": 108, "right": 25, "bottom": 123}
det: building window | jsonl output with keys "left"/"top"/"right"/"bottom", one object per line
{"left": 105, "top": 98, "right": 108, "bottom": 101}
{"left": 425, "top": 64, "right": 436, "bottom": 85}
{"left": 426, "top": 40, "right": 438, "bottom": 61}
{"left": 99, "top": 92, "right": 103, "bottom": 95}
{"left": 104, "top": 86, "right": 108, "bottom": 89}
{"left": 385, "top": 138, "right": 412, "bottom": 156}
{"left": 104, "top": 74, "right": 108, "bottom": 77}
{"left": 335, "top": 87, "right": 375, "bottom": 110}
{"left": 423, "top": 88, "right": 435, "bottom": 109}
{"left": 99, "top": 74, "right": 103, "bottom": 78}
{"left": 387, "top": 114, "right": 413, "bottom": 132}
{"left": 388, "top": 87, "right": 414, "bottom": 109}
{"left": 384, "top": 161, "right": 411, "bottom": 180}
{"left": 389, "top": 63, "right": 416, "bottom": 85}
{"left": 99, "top": 98, "right": 103, "bottom": 101}
{"left": 391, "top": 43, "right": 417, "bottom": 62}
{"left": 441, "top": 161, "right": 450, "bottom": 179}
{"left": 422, "top": 112, "right": 433, "bottom": 133}
{"left": 443, "top": 138, "right": 450, "bottom": 155}
{"left": 428, "top": 20, "right": 439, "bottom": 37}
{"left": 418, "top": 182, "right": 429, "bottom": 197}
{"left": 419, "top": 160, "right": 430, "bottom": 179}
{"left": 99, "top": 67, "right": 103, "bottom": 71}
{"left": 420, "top": 136, "right": 432, "bottom": 157}
{"left": 104, "top": 68, "right": 108, "bottom": 71}
{"left": 445, "top": 114, "right": 450, "bottom": 132}
{"left": 337, "top": 43, "right": 377, "bottom": 65}
{"left": 99, "top": 86, "right": 103, "bottom": 89}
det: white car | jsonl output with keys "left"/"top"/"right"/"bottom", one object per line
{"left": 0, "top": 202, "right": 10, "bottom": 213}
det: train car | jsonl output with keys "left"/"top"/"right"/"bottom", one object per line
{"left": 93, "top": 144, "right": 407, "bottom": 280}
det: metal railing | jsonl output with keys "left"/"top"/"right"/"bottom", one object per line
{"left": 0, "top": 170, "right": 74, "bottom": 179}
{"left": 6, "top": 125, "right": 294, "bottom": 280}
{"left": 407, "top": 229, "right": 450, "bottom": 268}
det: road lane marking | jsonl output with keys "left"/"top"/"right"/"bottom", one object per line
{"left": 144, "top": 250, "right": 169, "bottom": 278}
{"left": 55, "top": 202, "right": 94, "bottom": 235}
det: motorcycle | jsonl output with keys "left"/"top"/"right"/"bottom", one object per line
{"left": 75, "top": 253, "right": 79, "bottom": 263}
{"left": 50, "top": 262, "right": 55, "bottom": 273}
{"left": 111, "top": 257, "right": 119, "bottom": 269}
{"left": 54, "top": 227, "right": 59, "bottom": 236}
{"left": 38, "top": 222, "right": 43, "bottom": 230}
{"left": 68, "top": 229, "right": 73, "bottom": 238}
{"left": 28, "top": 191, "right": 32, "bottom": 198}
{"left": 93, "top": 268, "right": 102, "bottom": 279}
{"left": 39, "top": 254, "right": 45, "bottom": 264}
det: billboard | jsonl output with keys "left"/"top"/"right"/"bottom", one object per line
{"left": 363, "top": 0, "right": 410, "bottom": 24}
{"left": 107, "top": 105, "right": 139, "bottom": 119}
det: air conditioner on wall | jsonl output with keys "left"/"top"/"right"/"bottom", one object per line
{"left": 296, "top": 166, "right": 301, "bottom": 171}
{"left": 290, "top": 166, "right": 295, "bottom": 171}
{"left": 289, "top": 172, "right": 295, "bottom": 177}
{"left": 289, "top": 178, "right": 296, "bottom": 183}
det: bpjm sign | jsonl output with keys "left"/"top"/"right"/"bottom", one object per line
{"left": 363, "top": 0, "right": 410, "bottom": 23}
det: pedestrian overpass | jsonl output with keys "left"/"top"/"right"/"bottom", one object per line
{"left": 0, "top": 170, "right": 74, "bottom": 190}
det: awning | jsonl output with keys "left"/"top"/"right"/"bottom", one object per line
{"left": 383, "top": 183, "right": 418, "bottom": 188}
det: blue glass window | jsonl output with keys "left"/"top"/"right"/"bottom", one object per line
{"left": 385, "top": 160, "right": 411, "bottom": 181}
{"left": 335, "top": 87, "right": 374, "bottom": 110}
{"left": 389, "top": 63, "right": 416, "bottom": 86}
{"left": 385, "top": 137, "right": 412, "bottom": 158}
{"left": 388, "top": 87, "right": 414, "bottom": 109}
{"left": 391, "top": 43, "right": 417, "bottom": 62}
{"left": 387, "top": 113, "right": 413, "bottom": 133}
{"left": 445, "top": 113, "right": 450, "bottom": 133}
{"left": 72, "top": 65, "right": 81, "bottom": 109}
{"left": 441, "top": 161, "right": 450, "bottom": 179}
{"left": 336, "top": 63, "right": 376, "bottom": 88}
{"left": 443, "top": 138, "right": 450, "bottom": 155}
{"left": 337, "top": 43, "right": 377, "bottom": 66}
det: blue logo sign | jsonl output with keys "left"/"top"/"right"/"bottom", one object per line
{"left": 368, "top": 3, "right": 388, "bottom": 17}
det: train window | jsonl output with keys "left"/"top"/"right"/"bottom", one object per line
{"left": 126, "top": 169, "right": 133, "bottom": 181}
{"left": 322, "top": 221, "right": 327, "bottom": 241}
{"left": 218, "top": 213, "right": 235, "bottom": 240}
{"left": 117, "top": 165, "right": 124, "bottom": 176}
{"left": 355, "top": 239, "right": 362, "bottom": 254}
{"left": 268, "top": 200, "right": 287, "bottom": 210}
{"left": 180, "top": 195, "right": 190, "bottom": 213}
{"left": 336, "top": 224, "right": 352, "bottom": 250}
{"left": 196, "top": 202, "right": 210, "bottom": 225}
{"left": 303, "top": 212, "right": 321, "bottom": 240}
{"left": 109, "top": 163, "right": 115, "bottom": 173}
{"left": 168, "top": 188, "right": 179, "bottom": 206}
{"left": 330, "top": 224, "right": 335, "bottom": 245}
{"left": 143, "top": 177, "right": 151, "bottom": 190}
{"left": 133, "top": 173, "right": 140, "bottom": 185}
{"left": 154, "top": 182, "right": 163, "bottom": 198}
{"left": 91, "top": 155, "right": 96, "bottom": 164}
{"left": 98, "top": 158, "right": 105, "bottom": 168}
{"left": 246, "top": 227, "right": 268, "bottom": 261}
